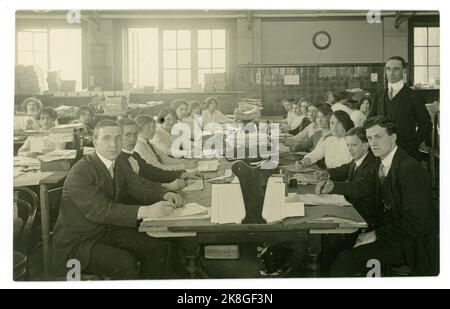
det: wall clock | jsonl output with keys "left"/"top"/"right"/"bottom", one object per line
{"left": 313, "top": 31, "right": 331, "bottom": 50}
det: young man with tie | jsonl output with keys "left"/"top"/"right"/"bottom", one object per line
{"left": 52, "top": 120, "right": 184, "bottom": 279}
{"left": 368, "top": 56, "right": 432, "bottom": 161}
{"left": 329, "top": 116, "right": 438, "bottom": 277}
{"left": 116, "top": 118, "right": 201, "bottom": 192}
{"left": 315, "top": 126, "right": 380, "bottom": 228}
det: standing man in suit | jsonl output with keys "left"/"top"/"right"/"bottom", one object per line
{"left": 368, "top": 56, "right": 432, "bottom": 161}
{"left": 329, "top": 116, "right": 438, "bottom": 277}
{"left": 52, "top": 120, "right": 184, "bottom": 279}
{"left": 316, "top": 127, "right": 380, "bottom": 228}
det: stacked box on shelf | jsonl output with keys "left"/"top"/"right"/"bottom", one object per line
{"left": 15, "top": 65, "right": 47, "bottom": 95}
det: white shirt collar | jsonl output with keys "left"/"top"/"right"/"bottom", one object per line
{"left": 355, "top": 151, "right": 369, "bottom": 168}
{"left": 388, "top": 80, "right": 404, "bottom": 93}
{"left": 381, "top": 146, "right": 398, "bottom": 168}
{"left": 122, "top": 149, "right": 133, "bottom": 154}
{"left": 96, "top": 151, "right": 114, "bottom": 170}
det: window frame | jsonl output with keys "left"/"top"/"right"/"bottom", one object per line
{"left": 408, "top": 15, "right": 439, "bottom": 86}
{"left": 16, "top": 21, "right": 86, "bottom": 89}
{"left": 122, "top": 19, "right": 233, "bottom": 91}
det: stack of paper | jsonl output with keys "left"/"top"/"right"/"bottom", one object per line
{"left": 104, "top": 96, "right": 125, "bottom": 115}
{"left": 297, "top": 194, "right": 352, "bottom": 207}
{"left": 38, "top": 149, "right": 77, "bottom": 162}
{"left": 204, "top": 245, "right": 240, "bottom": 260}
{"left": 143, "top": 202, "right": 210, "bottom": 222}
{"left": 197, "top": 160, "right": 219, "bottom": 172}
{"left": 262, "top": 177, "right": 305, "bottom": 223}
{"left": 211, "top": 183, "right": 246, "bottom": 224}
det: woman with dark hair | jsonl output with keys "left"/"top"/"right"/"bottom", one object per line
{"left": 324, "top": 91, "right": 335, "bottom": 107}
{"left": 351, "top": 97, "right": 372, "bottom": 127}
{"left": 72, "top": 106, "right": 95, "bottom": 145}
{"left": 201, "top": 96, "right": 233, "bottom": 126}
{"left": 291, "top": 105, "right": 332, "bottom": 153}
{"left": 296, "top": 110, "right": 354, "bottom": 168}
{"left": 170, "top": 99, "right": 189, "bottom": 122}
{"left": 151, "top": 108, "right": 180, "bottom": 155}
{"left": 183, "top": 100, "right": 203, "bottom": 136}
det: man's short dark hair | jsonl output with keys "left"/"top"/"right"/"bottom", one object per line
{"left": 345, "top": 126, "right": 368, "bottom": 142}
{"left": 135, "top": 115, "right": 155, "bottom": 132}
{"left": 93, "top": 120, "right": 120, "bottom": 140}
{"left": 117, "top": 118, "right": 137, "bottom": 128}
{"left": 363, "top": 116, "right": 399, "bottom": 136}
{"left": 386, "top": 56, "right": 407, "bottom": 68}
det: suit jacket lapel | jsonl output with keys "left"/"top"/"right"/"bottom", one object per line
{"left": 348, "top": 160, "right": 356, "bottom": 181}
{"left": 390, "top": 86, "right": 407, "bottom": 121}
{"left": 92, "top": 152, "right": 116, "bottom": 199}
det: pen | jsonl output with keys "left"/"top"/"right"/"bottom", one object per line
{"left": 319, "top": 177, "right": 329, "bottom": 194}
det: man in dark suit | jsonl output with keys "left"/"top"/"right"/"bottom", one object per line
{"left": 329, "top": 116, "right": 438, "bottom": 277}
{"left": 368, "top": 56, "right": 432, "bottom": 161}
{"left": 316, "top": 127, "right": 380, "bottom": 228}
{"left": 52, "top": 120, "right": 184, "bottom": 279}
{"left": 116, "top": 118, "right": 201, "bottom": 192}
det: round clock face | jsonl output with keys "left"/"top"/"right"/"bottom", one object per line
{"left": 313, "top": 31, "right": 331, "bottom": 50}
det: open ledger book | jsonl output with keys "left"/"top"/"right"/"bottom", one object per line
{"left": 143, "top": 202, "right": 210, "bottom": 222}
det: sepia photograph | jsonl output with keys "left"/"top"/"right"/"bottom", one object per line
{"left": 6, "top": 4, "right": 443, "bottom": 288}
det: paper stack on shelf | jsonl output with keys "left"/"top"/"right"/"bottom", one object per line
{"left": 15, "top": 65, "right": 47, "bottom": 95}
{"left": 234, "top": 98, "right": 263, "bottom": 121}
{"left": 204, "top": 245, "right": 240, "bottom": 260}
{"left": 47, "top": 71, "right": 62, "bottom": 92}
{"left": 104, "top": 96, "right": 126, "bottom": 115}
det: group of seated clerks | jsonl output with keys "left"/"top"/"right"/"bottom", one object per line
{"left": 18, "top": 61, "right": 438, "bottom": 278}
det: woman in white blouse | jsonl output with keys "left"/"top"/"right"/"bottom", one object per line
{"left": 284, "top": 102, "right": 322, "bottom": 146}
{"left": 296, "top": 110, "right": 354, "bottom": 169}
{"left": 134, "top": 115, "right": 195, "bottom": 171}
{"left": 183, "top": 100, "right": 203, "bottom": 137}
{"left": 201, "top": 96, "right": 233, "bottom": 126}
{"left": 21, "top": 97, "right": 43, "bottom": 130}
{"left": 350, "top": 97, "right": 372, "bottom": 127}
{"left": 151, "top": 108, "right": 181, "bottom": 156}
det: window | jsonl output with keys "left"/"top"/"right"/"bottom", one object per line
{"left": 163, "top": 30, "right": 192, "bottom": 89}
{"left": 197, "top": 29, "right": 227, "bottom": 87}
{"left": 125, "top": 27, "right": 227, "bottom": 91}
{"left": 16, "top": 28, "right": 83, "bottom": 91}
{"left": 413, "top": 27, "right": 439, "bottom": 86}
{"left": 128, "top": 28, "right": 159, "bottom": 89}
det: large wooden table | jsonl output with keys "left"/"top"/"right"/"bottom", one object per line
{"left": 140, "top": 159, "right": 367, "bottom": 278}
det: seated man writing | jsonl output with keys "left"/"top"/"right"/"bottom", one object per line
{"left": 315, "top": 126, "right": 380, "bottom": 228}
{"left": 329, "top": 116, "right": 438, "bottom": 277}
{"left": 52, "top": 120, "right": 183, "bottom": 279}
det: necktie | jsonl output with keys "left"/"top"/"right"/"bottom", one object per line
{"left": 147, "top": 141, "right": 163, "bottom": 164}
{"left": 128, "top": 156, "right": 140, "bottom": 174}
{"left": 109, "top": 162, "right": 115, "bottom": 179}
{"left": 388, "top": 87, "right": 394, "bottom": 100}
{"left": 379, "top": 164, "right": 386, "bottom": 184}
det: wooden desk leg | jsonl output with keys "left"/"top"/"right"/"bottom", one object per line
{"left": 306, "top": 233, "right": 322, "bottom": 277}
{"left": 184, "top": 239, "right": 208, "bottom": 279}
{"left": 39, "top": 184, "right": 50, "bottom": 279}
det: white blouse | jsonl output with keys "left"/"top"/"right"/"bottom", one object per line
{"left": 351, "top": 110, "right": 367, "bottom": 127}
{"left": 304, "top": 136, "right": 352, "bottom": 168}
{"left": 292, "top": 122, "right": 317, "bottom": 142}
{"left": 134, "top": 136, "right": 185, "bottom": 171}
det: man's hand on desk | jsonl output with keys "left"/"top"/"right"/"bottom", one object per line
{"left": 181, "top": 171, "right": 202, "bottom": 179}
{"left": 163, "top": 192, "right": 184, "bottom": 208}
{"left": 315, "top": 179, "right": 334, "bottom": 194}
{"left": 137, "top": 201, "right": 175, "bottom": 219}
{"left": 353, "top": 231, "right": 377, "bottom": 248}
{"left": 163, "top": 179, "right": 187, "bottom": 191}
{"left": 314, "top": 170, "right": 330, "bottom": 181}
{"left": 295, "top": 158, "right": 311, "bottom": 170}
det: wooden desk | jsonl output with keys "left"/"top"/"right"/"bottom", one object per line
{"left": 14, "top": 170, "right": 68, "bottom": 279}
{"left": 140, "top": 160, "right": 367, "bottom": 278}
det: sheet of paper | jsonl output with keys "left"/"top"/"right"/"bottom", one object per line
{"left": 143, "top": 202, "right": 210, "bottom": 222}
{"left": 297, "top": 194, "right": 352, "bottom": 207}
{"left": 29, "top": 136, "right": 44, "bottom": 153}
{"left": 13, "top": 171, "right": 53, "bottom": 187}
{"left": 197, "top": 160, "right": 219, "bottom": 172}
{"left": 38, "top": 149, "right": 77, "bottom": 162}
{"left": 13, "top": 156, "right": 40, "bottom": 167}
{"left": 183, "top": 179, "right": 204, "bottom": 192}
{"left": 211, "top": 183, "right": 246, "bottom": 224}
